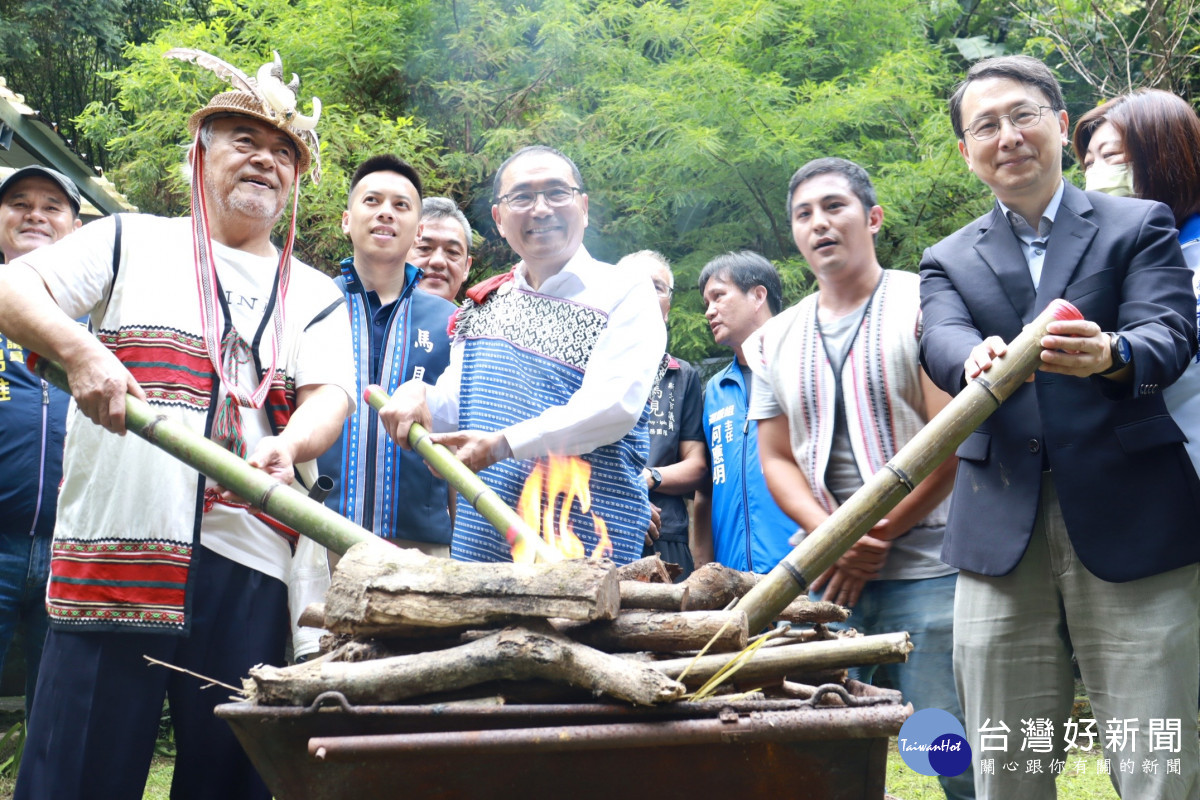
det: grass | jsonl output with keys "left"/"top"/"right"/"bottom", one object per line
{"left": 0, "top": 752, "right": 171, "bottom": 799}
{"left": 143, "top": 756, "right": 174, "bottom": 799}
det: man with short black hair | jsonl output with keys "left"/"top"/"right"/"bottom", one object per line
{"left": 922, "top": 54, "right": 1199, "bottom": 799}
{"left": 408, "top": 196, "right": 473, "bottom": 302}
{"left": 692, "top": 251, "right": 794, "bottom": 573}
{"left": 752, "top": 157, "right": 971, "bottom": 800}
{"left": 318, "top": 156, "right": 457, "bottom": 556}
{"left": 381, "top": 145, "right": 664, "bottom": 565}
{"left": 0, "top": 166, "right": 83, "bottom": 716}
{"left": 0, "top": 51, "right": 354, "bottom": 800}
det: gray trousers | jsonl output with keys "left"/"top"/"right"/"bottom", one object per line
{"left": 954, "top": 473, "right": 1199, "bottom": 799}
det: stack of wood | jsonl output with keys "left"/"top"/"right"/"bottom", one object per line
{"left": 245, "top": 541, "right": 912, "bottom": 708}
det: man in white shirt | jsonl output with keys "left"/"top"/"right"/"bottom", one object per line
{"left": 0, "top": 52, "right": 354, "bottom": 800}
{"left": 381, "top": 146, "right": 665, "bottom": 564}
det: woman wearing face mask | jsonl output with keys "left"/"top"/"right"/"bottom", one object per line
{"left": 1073, "top": 90, "right": 1200, "bottom": 477}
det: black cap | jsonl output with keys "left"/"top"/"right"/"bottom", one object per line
{"left": 0, "top": 166, "right": 82, "bottom": 215}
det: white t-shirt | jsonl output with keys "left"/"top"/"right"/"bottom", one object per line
{"left": 200, "top": 240, "right": 354, "bottom": 582}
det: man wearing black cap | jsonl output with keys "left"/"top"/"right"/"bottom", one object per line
{"left": 0, "top": 166, "right": 82, "bottom": 262}
{"left": 0, "top": 51, "right": 354, "bottom": 800}
{"left": 0, "top": 166, "right": 82, "bottom": 719}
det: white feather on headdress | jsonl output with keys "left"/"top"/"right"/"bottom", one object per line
{"left": 164, "top": 47, "right": 264, "bottom": 104}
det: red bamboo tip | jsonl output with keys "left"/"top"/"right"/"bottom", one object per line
{"left": 1048, "top": 299, "right": 1083, "bottom": 321}
{"left": 25, "top": 351, "right": 42, "bottom": 371}
{"left": 505, "top": 526, "right": 520, "bottom": 546}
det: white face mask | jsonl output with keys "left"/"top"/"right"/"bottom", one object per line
{"left": 1085, "top": 160, "right": 1135, "bottom": 197}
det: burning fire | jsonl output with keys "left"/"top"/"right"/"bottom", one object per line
{"left": 513, "top": 455, "right": 613, "bottom": 563}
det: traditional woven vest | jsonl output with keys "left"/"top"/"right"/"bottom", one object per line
{"left": 448, "top": 277, "right": 650, "bottom": 565}
{"left": 755, "top": 269, "right": 948, "bottom": 527}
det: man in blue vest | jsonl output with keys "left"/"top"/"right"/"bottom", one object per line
{"left": 318, "top": 156, "right": 457, "bottom": 565}
{"left": 0, "top": 166, "right": 82, "bottom": 713}
{"left": 693, "top": 251, "right": 794, "bottom": 573}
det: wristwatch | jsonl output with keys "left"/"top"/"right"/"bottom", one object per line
{"left": 648, "top": 467, "right": 663, "bottom": 491}
{"left": 1100, "top": 332, "right": 1132, "bottom": 375}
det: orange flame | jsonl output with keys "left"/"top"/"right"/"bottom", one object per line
{"left": 513, "top": 455, "right": 613, "bottom": 563}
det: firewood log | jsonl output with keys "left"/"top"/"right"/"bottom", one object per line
{"left": 774, "top": 597, "right": 848, "bottom": 625}
{"left": 614, "top": 555, "right": 673, "bottom": 584}
{"left": 298, "top": 602, "right": 326, "bottom": 629}
{"left": 555, "top": 610, "right": 748, "bottom": 653}
{"left": 619, "top": 581, "right": 689, "bottom": 610}
{"left": 676, "top": 564, "right": 848, "bottom": 624}
{"left": 322, "top": 542, "right": 620, "bottom": 636}
{"left": 246, "top": 624, "right": 686, "bottom": 707}
{"left": 680, "top": 562, "right": 755, "bottom": 608}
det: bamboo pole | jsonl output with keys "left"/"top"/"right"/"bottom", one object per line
{"left": 737, "top": 299, "right": 1083, "bottom": 631}
{"left": 362, "top": 385, "right": 560, "bottom": 563}
{"left": 28, "top": 354, "right": 380, "bottom": 556}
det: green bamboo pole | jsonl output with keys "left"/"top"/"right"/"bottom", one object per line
{"left": 363, "top": 385, "right": 560, "bottom": 563}
{"left": 737, "top": 299, "right": 1083, "bottom": 631}
{"left": 29, "top": 354, "right": 378, "bottom": 556}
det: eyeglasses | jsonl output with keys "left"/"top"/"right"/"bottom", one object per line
{"left": 652, "top": 282, "right": 673, "bottom": 299}
{"left": 496, "top": 186, "right": 582, "bottom": 211}
{"left": 965, "top": 104, "right": 1053, "bottom": 141}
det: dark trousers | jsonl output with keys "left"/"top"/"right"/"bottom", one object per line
{"left": 0, "top": 532, "right": 51, "bottom": 715}
{"left": 15, "top": 546, "right": 288, "bottom": 800}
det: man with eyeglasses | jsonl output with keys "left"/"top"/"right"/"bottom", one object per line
{"left": 920, "top": 55, "right": 1199, "bottom": 799}
{"left": 615, "top": 250, "right": 707, "bottom": 579}
{"left": 381, "top": 145, "right": 665, "bottom": 565}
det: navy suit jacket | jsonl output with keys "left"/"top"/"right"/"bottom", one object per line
{"left": 919, "top": 181, "right": 1200, "bottom": 582}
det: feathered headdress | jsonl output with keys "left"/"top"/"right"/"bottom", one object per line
{"left": 166, "top": 48, "right": 322, "bottom": 182}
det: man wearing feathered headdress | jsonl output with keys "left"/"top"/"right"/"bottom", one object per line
{"left": 0, "top": 50, "right": 354, "bottom": 800}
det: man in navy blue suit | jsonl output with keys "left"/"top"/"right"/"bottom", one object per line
{"left": 920, "top": 55, "right": 1200, "bottom": 800}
